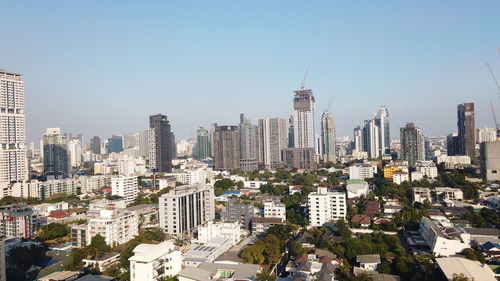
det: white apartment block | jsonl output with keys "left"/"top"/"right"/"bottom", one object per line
{"left": 129, "top": 241, "right": 182, "bottom": 281}
{"left": 264, "top": 201, "right": 286, "bottom": 220}
{"left": 165, "top": 168, "right": 210, "bottom": 185}
{"left": 393, "top": 172, "right": 409, "bottom": 184}
{"left": 477, "top": 127, "right": 498, "bottom": 143}
{"left": 436, "top": 155, "right": 471, "bottom": 169}
{"left": 80, "top": 175, "right": 111, "bottom": 193}
{"left": 415, "top": 161, "right": 438, "bottom": 179}
{"left": 196, "top": 220, "right": 242, "bottom": 244}
{"left": 346, "top": 179, "right": 369, "bottom": 199}
{"left": 111, "top": 175, "right": 138, "bottom": 204}
{"left": 0, "top": 70, "right": 28, "bottom": 184}
{"left": 3, "top": 178, "right": 78, "bottom": 200}
{"left": 68, "top": 138, "right": 82, "bottom": 167}
{"left": 0, "top": 204, "right": 37, "bottom": 239}
{"left": 86, "top": 208, "right": 139, "bottom": 246}
{"left": 308, "top": 187, "right": 346, "bottom": 227}
{"left": 32, "top": 202, "right": 69, "bottom": 216}
{"left": 159, "top": 184, "right": 215, "bottom": 235}
{"left": 348, "top": 164, "right": 376, "bottom": 180}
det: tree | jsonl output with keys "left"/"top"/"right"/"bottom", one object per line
{"left": 452, "top": 273, "right": 472, "bottom": 281}
{"left": 335, "top": 218, "right": 352, "bottom": 238}
{"left": 87, "top": 234, "right": 111, "bottom": 258}
{"left": 266, "top": 224, "right": 296, "bottom": 241}
{"left": 37, "top": 223, "right": 70, "bottom": 241}
{"left": 289, "top": 241, "right": 305, "bottom": 258}
{"left": 241, "top": 244, "right": 265, "bottom": 264}
{"left": 256, "top": 271, "right": 275, "bottom": 281}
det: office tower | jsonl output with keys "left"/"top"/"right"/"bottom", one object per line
{"left": 362, "top": 119, "right": 379, "bottom": 158}
{"left": 477, "top": 128, "right": 498, "bottom": 143}
{"left": 258, "top": 117, "right": 287, "bottom": 169}
{"left": 159, "top": 184, "right": 215, "bottom": 235}
{"left": 211, "top": 124, "right": 239, "bottom": 171}
{"left": 308, "top": 187, "right": 346, "bottom": 227}
{"left": 321, "top": 112, "right": 336, "bottom": 163}
{"left": 43, "top": 128, "right": 69, "bottom": 179}
{"left": 68, "top": 138, "right": 82, "bottom": 167}
{"left": 238, "top": 114, "right": 259, "bottom": 172}
{"left": 374, "top": 105, "right": 391, "bottom": 155}
{"left": 353, "top": 126, "right": 363, "bottom": 152}
{"left": 447, "top": 133, "right": 459, "bottom": 156}
{"left": 90, "top": 136, "right": 101, "bottom": 154}
{"left": 457, "top": 103, "right": 475, "bottom": 160}
{"left": 108, "top": 135, "right": 123, "bottom": 153}
{"left": 111, "top": 175, "right": 138, "bottom": 204}
{"left": 281, "top": 148, "right": 317, "bottom": 170}
{"left": 400, "top": 123, "right": 425, "bottom": 167}
{"left": 195, "top": 127, "right": 211, "bottom": 160}
{"left": 292, "top": 89, "right": 315, "bottom": 149}
{"left": 149, "top": 114, "right": 173, "bottom": 173}
{"left": 480, "top": 141, "right": 500, "bottom": 181}
{"left": 0, "top": 69, "right": 28, "bottom": 183}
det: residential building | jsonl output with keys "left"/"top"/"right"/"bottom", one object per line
{"left": 252, "top": 217, "right": 284, "bottom": 235}
{"left": 320, "top": 112, "right": 336, "bottom": 163}
{"left": 224, "top": 199, "right": 253, "bottom": 230}
{"left": 308, "top": 187, "right": 346, "bottom": 227}
{"left": 480, "top": 141, "right": 500, "bottom": 181}
{"left": 477, "top": 127, "right": 498, "bottom": 143}
{"left": 0, "top": 204, "right": 36, "bottom": 238}
{"left": 457, "top": 103, "right": 476, "bottom": 160}
{"left": 392, "top": 171, "right": 409, "bottom": 184}
{"left": 349, "top": 164, "right": 376, "bottom": 180}
{"left": 292, "top": 89, "right": 315, "bottom": 149}
{"left": 446, "top": 133, "right": 460, "bottom": 156}
{"left": 0, "top": 239, "right": 5, "bottom": 281}
{"left": 43, "top": 128, "right": 69, "bottom": 179}
{"left": 159, "top": 184, "right": 215, "bottom": 235}
{"left": 436, "top": 155, "right": 471, "bottom": 169}
{"left": 356, "top": 106, "right": 391, "bottom": 159}
{"left": 415, "top": 160, "right": 438, "bottom": 179}
{"left": 68, "top": 138, "right": 82, "bottom": 167}
{"left": 129, "top": 241, "right": 182, "bottom": 281}
{"left": 0, "top": 69, "right": 28, "bottom": 184}
{"left": 85, "top": 208, "right": 139, "bottom": 246}
{"left": 281, "top": 148, "right": 317, "bottom": 170}
{"left": 111, "top": 175, "right": 138, "bottom": 204}
{"left": 196, "top": 220, "right": 241, "bottom": 244}
{"left": 149, "top": 114, "right": 173, "bottom": 173}
{"left": 238, "top": 114, "right": 259, "bottom": 172}
{"left": 346, "top": 179, "right": 369, "bottom": 199}
{"left": 80, "top": 175, "right": 111, "bottom": 193}
{"left": 400, "top": 123, "right": 425, "bottom": 167}
{"left": 90, "top": 136, "right": 101, "bottom": 154}
{"left": 264, "top": 201, "right": 286, "bottom": 220}
{"left": 177, "top": 262, "right": 260, "bottom": 281}
{"left": 258, "top": 117, "right": 287, "bottom": 169}
{"left": 419, "top": 217, "right": 469, "bottom": 256}
{"left": 356, "top": 254, "right": 380, "bottom": 271}
{"left": 195, "top": 127, "right": 211, "bottom": 160}
{"left": 436, "top": 257, "right": 496, "bottom": 281}
{"left": 182, "top": 238, "right": 232, "bottom": 267}
{"left": 435, "top": 187, "right": 464, "bottom": 203}
{"left": 211, "top": 125, "right": 239, "bottom": 171}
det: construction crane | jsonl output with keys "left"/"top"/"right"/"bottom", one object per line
{"left": 324, "top": 95, "right": 335, "bottom": 113}
{"left": 487, "top": 63, "right": 500, "bottom": 138}
{"left": 300, "top": 69, "right": 308, "bottom": 90}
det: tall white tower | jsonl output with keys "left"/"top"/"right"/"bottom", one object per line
{"left": 292, "top": 89, "right": 315, "bottom": 149}
{"left": 0, "top": 69, "right": 28, "bottom": 183}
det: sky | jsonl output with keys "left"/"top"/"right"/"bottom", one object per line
{"left": 1, "top": 1, "right": 499, "bottom": 143}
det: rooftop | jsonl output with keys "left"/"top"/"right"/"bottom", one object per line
{"left": 436, "top": 257, "right": 496, "bottom": 281}
{"left": 356, "top": 254, "right": 381, "bottom": 264}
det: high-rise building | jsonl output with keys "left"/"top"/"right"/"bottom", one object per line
{"left": 480, "top": 141, "right": 500, "bottom": 182}
{"left": 355, "top": 106, "right": 390, "bottom": 159}
{"left": 308, "top": 187, "right": 346, "bottom": 227}
{"left": 288, "top": 116, "right": 294, "bottom": 148}
{"left": 400, "top": 123, "right": 425, "bottom": 167}
{"left": 258, "top": 117, "right": 287, "bottom": 169}
{"left": 170, "top": 131, "right": 176, "bottom": 159}
{"left": 211, "top": 124, "right": 239, "bottom": 171}
{"left": 477, "top": 128, "right": 498, "bottom": 144}
{"left": 292, "top": 89, "right": 315, "bottom": 149}
{"left": 447, "top": 133, "right": 459, "bottom": 156}
{"left": 457, "top": 103, "right": 475, "bottom": 161}
{"left": 111, "top": 175, "right": 138, "bottom": 204}
{"left": 195, "top": 127, "right": 211, "bottom": 160}
{"left": 281, "top": 148, "right": 317, "bottom": 170}
{"left": 353, "top": 126, "right": 363, "bottom": 152}
{"left": 68, "top": 138, "right": 82, "bottom": 167}
{"left": 0, "top": 69, "right": 28, "bottom": 183}
{"left": 108, "top": 135, "right": 123, "bottom": 153}
{"left": 43, "top": 128, "right": 69, "bottom": 179}
{"left": 238, "top": 114, "right": 259, "bottom": 172}
{"left": 138, "top": 130, "right": 149, "bottom": 158}
{"left": 149, "top": 114, "right": 173, "bottom": 173}
{"left": 321, "top": 112, "right": 336, "bottom": 163}
{"left": 90, "top": 136, "right": 101, "bottom": 154}
{"left": 0, "top": 204, "right": 37, "bottom": 239}
{"left": 159, "top": 184, "right": 215, "bottom": 235}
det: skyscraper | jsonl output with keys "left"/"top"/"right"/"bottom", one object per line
{"left": 258, "top": 117, "right": 287, "bottom": 169}
{"left": 353, "top": 126, "right": 363, "bottom": 152}
{"left": 0, "top": 69, "right": 28, "bottom": 183}
{"left": 457, "top": 103, "right": 475, "bottom": 161}
{"left": 43, "top": 128, "right": 69, "bottom": 179}
{"left": 374, "top": 105, "right": 390, "bottom": 155}
{"left": 400, "top": 123, "right": 425, "bottom": 167}
{"left": 355, "top": 105, "right": 391, "bottom": 159}
{"left": 238, "top": 114, "right": 259, "bottom": 172}
{"left": 211, "top": 124, "right": 239, "bottom": 171}
{"left": 195, "top": 127, "right": 211, "bottom": 160}
{"left": 292, "top": 89, "right": 315, "bottom": 149}
{"left": 149, "top": 114, "right": 173, "bottom": 173}
{"left": 68, "top": 138, "right": 82, "bottom": 167}
{"left": 108, "top": 135, "right": 123, "bottom": 153}
{"left": 321, "top": 112, "right": 336, "bottom": 163}
{"left": 90, "top": 136, "right": 101, "bottom": 154}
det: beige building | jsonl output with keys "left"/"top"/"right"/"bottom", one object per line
{"left": 211, "top": 125, "right": 239, "bottom": 171}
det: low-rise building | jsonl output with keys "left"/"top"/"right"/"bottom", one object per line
{"left": 129, "top": 241, "right": 182, "bottom": 281}
{"left": 436, "top": 155, "right": 471, "bottom": 169}
{"left": 177, "top": 262, "right": 260, "bottom": 281}
{"left": 346, "top": 179, "right": 369, "bottom": 199}
{"left": 196, "top": 220, "right": 242, "bottom": 245}
{"left": 82, "top": 252, "right": 120, "bottom": 272}
{"left": 435, "top": 187, "right": 463, "bottom": 203}
{"left": 356, "top": 254, "right": 380, "bottom": 271}
{"left": 392, "top": 172, "right": 409, "bottom": 184}
{"left": 182, "top": 238, "right": 232, "bottom": 267}
{"left": 349, "top": 164, "right": 376, "bottom": 180}
{"left": 263, "top": 201, "right": 286, "bottom": 220}
{"left": 224, "top": 199, "right": 254, "bottom": 230}
{"left": 308, "top": 187, "right": 346, "bottom": 227}
{"left": 415, "top": 161, "right": 438, "bottom": 179}
{"left": 0, "top": 204, "right": 37, "bottom": 239}
{"left": 413, "top": 187, "right": 432, "bottom": 203}
{"left": 436, "top": 257, "right": 496, "bottom": 281}
{"left": 251, "top": 217, "right": 283, "bottom": 235}
{"left": 419, "top": 217, "right": 469, "bottom": 256}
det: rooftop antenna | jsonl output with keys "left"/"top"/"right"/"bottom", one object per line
{"left": 300, "top": 69, "right": 308, "bottom": 90}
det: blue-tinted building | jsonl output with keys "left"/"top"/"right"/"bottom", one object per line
{"left": 108, "top": 135, "right": 123, "bottom": 153}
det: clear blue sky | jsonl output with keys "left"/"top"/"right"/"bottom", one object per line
{"left": 1, "top": 1, "right": 499, "bottom": 142}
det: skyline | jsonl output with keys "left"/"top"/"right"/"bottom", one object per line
{"left": 1, "top": 1, "right": 499, "bottom": 142}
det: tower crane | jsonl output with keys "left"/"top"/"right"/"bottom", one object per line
{"left": 487, "top": 63, "right": 500, "bottom": 138}
{"left": 300, "top": 69, "right": 308, "bottom": 90}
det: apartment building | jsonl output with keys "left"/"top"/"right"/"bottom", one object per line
{"left": 308, "top": 187, "right": 346, "bottom": 227}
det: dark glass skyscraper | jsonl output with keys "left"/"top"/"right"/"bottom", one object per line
{"left": 90, "top": 136, "right": 101, "bottom": 154}
{"left": 195, "top": 127, "right": 211, "bottom": 160}
{"left": 43, "top": 128, "right": 69, "bottom": 179}
{"left": 457, "top": 103, "right": 475, "bottom": 161}
{"left": 149, "top": 114, "right": 173, "bottom": 173}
